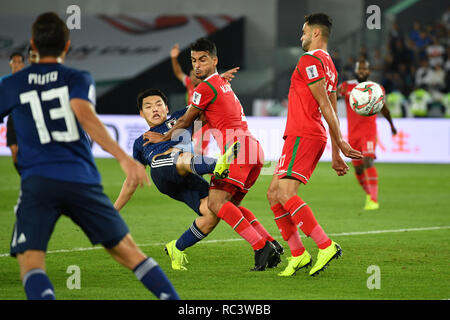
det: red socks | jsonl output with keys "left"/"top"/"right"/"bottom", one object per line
{"left": 217, "top": 202, "right": 266, "bottom": 250}
{"left": 365, "top": 166, "right": 378, "bottom": 202}
{"left": 284, "top": 195, "right": 331, "bottom": 250}
{"left": 239, "top": 206, "right": 274, "bottom": 242}
{"left": 271, "top": 203, "right": 305, "bottom": 256}
{"left": 355, "top": 172, "right": 370, "bottom": 195}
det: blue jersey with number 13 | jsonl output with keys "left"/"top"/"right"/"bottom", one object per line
{"left": 0, "top": 63, "right": 100, "bottom": 184}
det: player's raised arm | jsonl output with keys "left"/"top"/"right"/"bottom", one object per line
{"left": 308, "top": 79, "right": 362, "bottom": 160}
{"left": 170, "top": 43, "right": 186, "bottom": 83}
{"left": 70, "top": 98, "right": 150, "bottom": 188}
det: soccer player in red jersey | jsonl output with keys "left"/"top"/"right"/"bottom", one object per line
{"left": 146, "top": 38, "right": 282, "bottom": 271}
{"left": 266, "top": 13, "right": 363, "bottom": 277}
{"left": 170, "top": 43, "right": 239, "bottom": 155}
{"left": 338, "top": 58, "right": 397, "bottom": 210}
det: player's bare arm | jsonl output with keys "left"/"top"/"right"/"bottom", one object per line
{"left": 143, "top": 105, "right": 202, "bottom": 145}
{"left": 329, "top": 91, "right": 349, "bottom": 176}
{"left": 170, "top": 43, "right": 186, "bottom": 82}
{"left": 308, "top": 79, "right": 362, "bottom": 160}
{"left": 114, "top": 174, "right": 150, "bottom": 211}
{"left": 380, "top": 104, "right": 397, "bottom": 135}
{"left": 70, "top": 98, "right": 150, "bottom": 188}
{"left": 220, "top": 67, "right": 240, "bottom": 82}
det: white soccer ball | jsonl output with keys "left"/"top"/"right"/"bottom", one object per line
{"left": 349, "top": 81, "right": 385, "bottom": 116}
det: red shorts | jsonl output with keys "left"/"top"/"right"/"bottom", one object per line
{"left": 210, "top": 136, "right": 264, "bottom": 203}
{"left": 349, "top": 134, "right": 377, "bottom": 166}
{"left": 275, "top": 136, "right": 325, "bottom": 184}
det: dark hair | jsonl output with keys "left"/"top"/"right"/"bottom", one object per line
{"left": 304, "top": 13, "right": 333, "bottom": 39}
{"left": 190, "top": 37, "right": 217, "bottom": 56}
{"left": 32, "top": 12, "right": 69, "bottom": 58}
{"left": 137, "top": 88, "right": 168, "bottom": 111}
{"left": 9, "top": 52, "right": 24, "bottom": 61}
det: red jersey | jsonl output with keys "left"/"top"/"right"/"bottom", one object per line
{"left": 191, "top": 72, "right": 251, "bottom": 150}
{"left": 284, "top": 49, "right": 338, "bottom": 142}
{"left": 183, "top": 75, "right": 196, "bottom": 105}
{"left": 338, "top": 79, "right": 378, "bottom": 139}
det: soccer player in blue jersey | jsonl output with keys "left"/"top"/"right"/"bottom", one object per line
{"left": 0, "top": 12, "right": 179, "bottom": 300}
{"left": 2, "top": 52, "right": 25, "bottom": 174}
{"left": 114, "top": 88, "right": 244, "bottom": 270}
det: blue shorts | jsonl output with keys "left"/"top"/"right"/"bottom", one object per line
{"left": 150, "top": 151, "right": 210, "bottom": 215}
{"left": 10, "top": 175, "right": 129, "bottom": 256}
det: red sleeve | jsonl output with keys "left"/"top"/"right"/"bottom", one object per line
{"left": 297, "top": 54, "right": 325, "bottom": 85}
{"left": 191, "top": 82, "right": 216, "bottom": 111}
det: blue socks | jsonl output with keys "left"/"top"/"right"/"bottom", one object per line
{"left": 23, "top": 263, "right": 179, "bottom": 301}
{"left": 176, "top": 221, "right": 207, "bottom": 251}
{"left": 23, "top": 269, "right": 55, "bottom": 300}
{"left": 133, "top": 258, "right": 180, "bottom": 300}
{"left": 190, "top": 155, "right": 216, "bottom": 175}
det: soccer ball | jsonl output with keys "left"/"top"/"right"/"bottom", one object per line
{"left": 349, "top": 81, "right": 385, "bottom": 116}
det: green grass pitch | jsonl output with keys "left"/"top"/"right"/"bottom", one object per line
{"left": 0, "top": 156, "right": 449, "bottom": 300}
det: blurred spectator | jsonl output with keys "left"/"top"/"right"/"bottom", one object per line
{"left": 386, "top": 90, "right": 408, "bottom": 118}
{"left": 442, "top": 6, "right": 450, "bottom": 30}
{"left": 415, "top": 30, "right": 433, "bottom": 60}
{"left": 409, "top": 86, "right": 432, "bottom": 117}
{"left": 392, "top": 39, "right": 408, "bottom": 71}
{"left": 415, "top": 59, "right": 432, "bottom": 88}
{"left": 398, "top": 63, "right": 414, "bottom": 95}
{"left": 370, "top": 48, "right": 384, "bottom": 83}
{"left": 424, "top": 64, "right": 446, "bottom": 94}
{"left": 426, "top": 37, "right": 445, "bottom": 67}
{"left": 332, "top": 49, "right": 342, "bottom": 76}
{"left": 342, "top": 55, "right": 356, "bottom": 81}
{"left": 388, "top": 22, "right": 402, "bottom": 53}
{"left": 382, "top": 71, "right": 398, "bottom": 94}
{"left": 359, "top": 46, "right": 368, "bottom": 60}
{"left": 409, "top": 21, "right": 421, "bottom": 44}
{"left": 405, "top": 38, "right": 419, "bottom": 65}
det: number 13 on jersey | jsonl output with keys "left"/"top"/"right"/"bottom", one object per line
{"left": 20, "top": 86, "right": 80, "bottom": 144}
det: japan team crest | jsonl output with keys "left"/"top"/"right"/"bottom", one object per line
{"left": 166, "top": 118, "right": 177, "bottom": 129}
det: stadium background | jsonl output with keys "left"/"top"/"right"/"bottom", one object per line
{"left": 0, "top": 0, "right": 449, "bottom": 301}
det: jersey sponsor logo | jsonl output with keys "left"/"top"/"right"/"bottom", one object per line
{"left": 192, "top": 92, "right": 201, "bottom": 105}
{"left": 306, "top": 65, "right": 319, "bottom": 80}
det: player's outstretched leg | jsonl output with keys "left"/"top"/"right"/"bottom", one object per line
{"left": 213, "top": 141, "right": 241, "bottom": 179}
{"left": 164, "top": 198, "right": 218, "bottom": 270}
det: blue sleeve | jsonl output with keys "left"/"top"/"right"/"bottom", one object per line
{"left": 0, "top": 77, "right": 15, "bottom": 123}
{"left": 170, "top": 107, "right": 188, "bottom": 120}
{"left": 69, "top": 70, "right": 96, "bottom": 106}
{"left": 133, "top": 138, "right": 146, "bottom": 166}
